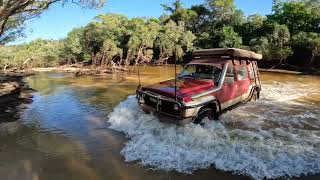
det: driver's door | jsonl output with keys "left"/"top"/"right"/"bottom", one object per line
{"left": 217, "top": 63, "right": 238, "bottom": 105}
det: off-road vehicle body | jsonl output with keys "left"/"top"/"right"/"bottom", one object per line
{"left": 136, "top": 48, "right": 262, "bottom": 125}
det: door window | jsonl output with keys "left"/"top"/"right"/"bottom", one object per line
{"left": 236, "top": 65, "right": 248, "bottom": 80}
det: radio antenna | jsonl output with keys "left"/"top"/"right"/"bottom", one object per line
{"left": 174, "top": 57, "right": 177, "bottom": 101}
{"left": 137, "top": 65, "right": 141, "bottom": 90}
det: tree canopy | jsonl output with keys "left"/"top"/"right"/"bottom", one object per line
{"left": 1, "top": 0, "right": 320, "bottom": 69}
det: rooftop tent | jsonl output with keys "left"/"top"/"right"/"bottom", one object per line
{"left": 193, "top": 48, "right": 263, "bottom": 60}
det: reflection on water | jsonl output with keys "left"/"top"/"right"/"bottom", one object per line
{"left": 0, "top": 67, "right": 319, "bottom": 180}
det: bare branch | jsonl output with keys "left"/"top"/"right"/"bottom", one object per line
{"left": 0, "top": 0, "right": 106, "bottom": 44}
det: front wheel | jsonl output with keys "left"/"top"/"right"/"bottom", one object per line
{"left": 193, "top": 108, "right": 215, "bottom": 125}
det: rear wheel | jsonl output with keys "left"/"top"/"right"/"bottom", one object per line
{"left": 193, "top": 108, "right": 215, "bottom": 125}
{"left": 250, "top": 90, "right": 258, "bottom": 101}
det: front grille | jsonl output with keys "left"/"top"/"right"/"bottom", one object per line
{"left": 143, "top": 94, "right": 180, "bottom": 117}
{"left": 144, "top": 94, "right": 158, "bottom": 109}
{"left": 160, "top": 100, "right": 180, "bottom": 116}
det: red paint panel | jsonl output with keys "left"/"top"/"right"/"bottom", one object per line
{"left": 142, "top": 78, "right": 215, "bottom": 99}
{"left": 215, "top": 63, "right": 251, "bottom": 103}
{"left": 234, "top": 79, "right": 250, "bottom": 97}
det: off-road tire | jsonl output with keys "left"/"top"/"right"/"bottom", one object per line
{"left": 193, "top": 108, "right": 215, "bottom": 125}
{"left": 250, "top": 90, "right": 258, "bottom": 101}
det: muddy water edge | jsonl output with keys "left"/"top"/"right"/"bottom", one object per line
{"left": 0, "top": 72, "right": 34, "bottom": 130}
{"left": 0, "top": 66, "right": 319, "bottom": 180}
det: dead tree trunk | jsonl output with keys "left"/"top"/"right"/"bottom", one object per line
{"left": 308, "top": 52, "right": 315, "bottom": 66}
{"left": 270, "top": 58, "right": 284, "bottom": 69}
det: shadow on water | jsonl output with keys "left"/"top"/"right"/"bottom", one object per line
{"left": 0, "top": 75, "right": 34, "bottom": 124}
{"left": 0, "top": 70, "right": 319, "bottom": 180}
{"left": 0, "top": 123, "right": 102, "bottom": 180}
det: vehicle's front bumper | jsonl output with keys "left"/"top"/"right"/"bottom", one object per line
{"left": 139, "top": 103, "right": 194, "bottom": 125}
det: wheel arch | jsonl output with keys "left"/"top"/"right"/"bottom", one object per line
{"left": 192, "top": 100, "right": 221, "bottom": 124}
{"left": 196, "top": 99, "right": 221, "bottom": 116}
{"left": 247, "top": 85, "right": 260, "bottom": 102}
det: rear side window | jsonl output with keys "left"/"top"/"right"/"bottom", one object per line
{"left": 248, "top": 63, "right": 255, "bottom": 79}
{"left": 224, "top": 64, "right": 235, "bottom": 84}
{"left": 236, "top": 65, "right": 248, "bottom": 80}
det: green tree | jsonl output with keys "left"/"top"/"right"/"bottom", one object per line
{"left": 81, "top": 14, "right": 128, "bottom": 66}
{"left": 215, "top": 26, "right": 242, "bottom": 48}
{"left": 98, "top": 39, "right": 123, "bottom": 67}
{"left": 207, "top": 0, "right": 235, "bottom": 17}
{"left": 272, "top": 0, "right": 283, "bottom": 14}
{"left": 291, "top": 32, "right": 320, "bottom": 65}
{"left": 155, "top": 20, "right": 196, "bottom": 64}
{"left": 161, "top": 0, "right": 198, "bottom": 29}
{"left": 61, "top": 27, "right": 85, "bottom": 63}
{"left": 267, "top": 23, "right": 292, "bottom": 62}
{"left": 0, "top": 45, "right": 15, "bottom": 70}
{"left": 125, "top": 18, "right": 160, "bottom": 65}
{"left": 2, "top": 0, "right": 320, "bottom": 69}
{"left": 249, "top": 22, "right": 292, "bottom": 65}
{"left": 193, "top": 0, "right": 245, "bottom": 48}
{"left": 22, "top": 39, "right": 63, "bottom": 67}
{"left": 206, "top": 0, "right": 245, "bottom": 27}
{"left": 189, "top": 4, "right": 210, "bottom": 34}
{"left": 93, "top": 14, "right": 128, "bottom": 66}
{"left": 269, "top": 1, "right": 320, "bottom": 34}
{"left": 249, "top": 37, "right": 270, "bottom": 55}
{"left": 240, "top": 14, "right": 266, "bottom": 45}
{"left": 0, "top": 39, "right": 62, "bottom": 69}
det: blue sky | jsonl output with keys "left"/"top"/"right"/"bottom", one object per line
{"left": 12, "top": 0, "right": 273, "bottom": 44}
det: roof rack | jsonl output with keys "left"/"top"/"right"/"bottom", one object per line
{"left": 193, "top": 48, "right": 263, "bottom": 60}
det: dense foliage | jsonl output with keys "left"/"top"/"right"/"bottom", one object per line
{"left": 0, "top": 0, "right": 320, "bottom": 69}
{"left": 0, "top": 39, "right": 62, "bottom": 69}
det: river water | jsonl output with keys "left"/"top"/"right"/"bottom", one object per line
{"left": 0, "top": 67, "right": 320, "bottom": 180}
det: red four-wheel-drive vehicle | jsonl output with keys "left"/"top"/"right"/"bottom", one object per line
{"left": 136, "top": 48, "right": 262, "bottom": 125}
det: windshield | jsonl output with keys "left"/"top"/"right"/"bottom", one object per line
{"left": 178, "top": 64, "right": 222, "bottom": 82}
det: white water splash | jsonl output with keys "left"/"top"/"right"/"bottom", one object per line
{"left": 108, "top": 82, "right": 320, "bottom": 179}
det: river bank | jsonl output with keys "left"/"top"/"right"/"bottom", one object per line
{"left": 32, "top": 65, "right": 320, "bottom": 76}
{"left": 259, "top": 68, "right": 306, "bottom": 75}
{"left": 0, "top": 71, "right": 34, "bottom": 124}
{"left": 32, "top": 65, "right": 130, "bottom": 76}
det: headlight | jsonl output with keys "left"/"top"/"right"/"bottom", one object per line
{"left": 138, "top": 94, "right": 145, "bottom": 104}
{"left": 173, "top": 104, "right": 180, "bottom": 111}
